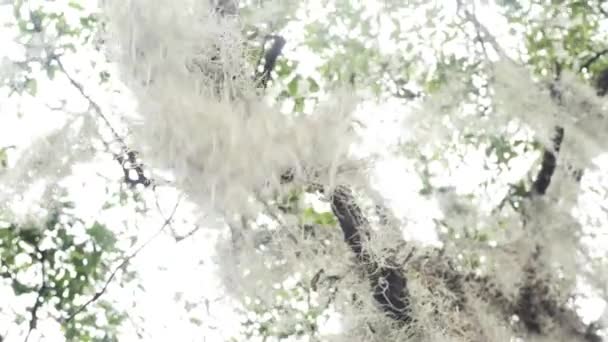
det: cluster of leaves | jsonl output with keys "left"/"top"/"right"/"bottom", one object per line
{"left": 0, "top": 2, "right": 145, "bottom": 339}
{"left": 236, "top": 287, "right": 327, "bottom": 340}
{"left": 8, "top": 0, "right": 103, "bottom": 98}
{"left": 0, "top": 201, "right": 126, "bottom": 341}
{"left": 501, "top": 0, "right": 608, "bottom": 77}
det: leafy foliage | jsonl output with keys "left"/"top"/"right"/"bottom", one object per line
{"left": 1, "top": 0, "right": 608, "bottom": 341}
{"left": 0, "top": 202, "right": 126, "bottom": 341}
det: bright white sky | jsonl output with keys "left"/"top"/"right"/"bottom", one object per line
{"left": 0, "top": 1, "right": 606, "bottom": 341}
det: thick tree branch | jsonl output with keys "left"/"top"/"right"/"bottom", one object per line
{"left": 279, "top": 169, "right": 412, "bottom": 323}
{"left": 515, "top": 247, "right": 603, "bottom": 341}
{"left": 255, "top": 35, "right": 286, "bottom": 89}
{"left": 596, "top": 68, "right": 608, "bottom": 97}
{"left": 260, "top": 31, "right": 409, "bottom": 323}
{"left": 531, "top": 126, "right": 564, "bottom": 195}
{"left": 330, "top": 186, "right": 411, "bottom": 324}
{"left": 514, "top": 73, "right": 603, "bottom": 340}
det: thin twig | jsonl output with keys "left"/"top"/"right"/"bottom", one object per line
{"left": 54, "top": 55, "right": 152, "bottom": 188}
{"left": 456, "top": 0, "right": 513, "bottom": 63}
{"left": 172, "top": 225, "right": 203, "bottom": 242}
{"left": 579, "top": 48, "right": 608, "bottom": 72}
{"left": 24, "top": 246, "right": 47, "bottom": 342}
{"left": 63, "top": 197, "right": 182, "bottom": 323}
{"left": 468, "top": 1, "right": 491, "bottom": 61}
{"left": 153, "top": 189, "right": 178, "bottom": 234}
{"left": 254, "top": 192, "right": 286, "bottom": 226}
{"left": 54, "top": 56, "right": 125, "bottom": 149}
{"left": 152, "top": 189, "right": 201, "bottom": 242}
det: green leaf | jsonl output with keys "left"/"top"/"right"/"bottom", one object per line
{"left": 14, "top": 313, "right": 26, "bottom": 325}
{"left": 293, "top": 97, "right": 305, "bottom": 113}
{"left": 80, "top": 15, "right": 97, "bottom": 29}
{"left": 87, "top": 222, "right": 116, "bottom": 250}
{"left": 68, "top": 1, "right": 85, "bottom": 10}
{"left": 99, "top": 71, "right": 110, "bottom": 83}
{"left": 66, "top": 43, "right": 77, "bottom": 53}
{"left": 287, "top": 76, "right": 300, "bottom": 96}
{"left": 477, "top": 233, "right": 488, "bottom": 243}
{"left": 302, "top": 208, "right": 317, "bottom": 223}
{"left": 317, "top": 212, "right": 336, "bottom": 225}
{"left": 56, "top": 17, "right": 69, "bottom": 33}
{"left": 19, "top": 227, "right": 41, "bottom": 245}
{"left": 30, "top": 10, "right": 45, "bottom": 32}
{"left": 12, "top": 280, "right": 32, "bottom": 295}
{"left": 24, "top": 78, "right": 37, "bottom": 96}
{"left": 101, "top": 202, "right": 114, "bottom": 210}
{"left": 302, "top": 208, "right": 336, "bottom": 226}
{"left": 46, "top": 65, "right": 58, "bottom": 80}
{"left": 0, "top": 149, "right": 7, "bottom": 168}
{"left": 190, "top": 317, "right": 203, "bottom": 326}
{"left": 308, "top": 77, "right": 320, "bottom": 93}
{"left": 17, "top": 19, "right": 29, "bottom": 32}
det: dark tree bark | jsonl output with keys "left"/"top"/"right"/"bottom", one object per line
{"left": 330, "top": 186, "right": 412, "bottom": 324}
{"left": 531, "top": 126, "right": 564, "bottom": 195}
{"left": 256, "top": 35, "right": 287, "bottom": 89}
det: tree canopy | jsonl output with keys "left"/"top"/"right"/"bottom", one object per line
{"left": 1, "top": 0, "right": 607, "bottom": 341}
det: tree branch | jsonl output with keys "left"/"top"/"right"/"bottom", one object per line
{"left": 255, "top": 35, "right": 286, "bottom": 89}
{"left": 457, "top": 0, "right": 513, "bottom": 63}
{"left": 531, "top": 126, "right": 564, "bottom": 195}
{"left": 330, "top": 186, "right": 411, "bottom": 324}
{"left": 279, "top": 169, "right": 412, "bottom": 323}
{"left": 24, "top": 245, "right": 47, "bottom": 342}
{"left": 509, "top": 68, "right": 605, "bottom": 340}
{"left": 54, "top": 55, "right": 152, "bottom": 188}
{"left": 251, "top": 28, "right": 409, "bottom": 323}
{"left": 579, "top": 48, "right": 608, "bottom": 72}
{"left": 63, "top": 197, "right": 181, "bottom": 323}
{"left": 596, "top": 68, "right": 608, "bottom": 97}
